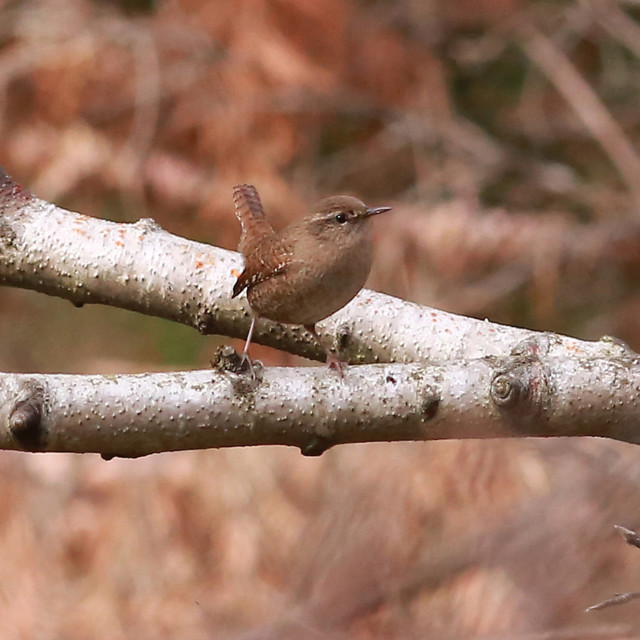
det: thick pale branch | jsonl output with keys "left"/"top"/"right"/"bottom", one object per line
{"left": 0, "top": 346, "right": 638, "bottom": 457}
{"left": 1, "top": 168, "right": 639, "bottom": 455}
{"left": 0, "top": 169, "right": 621, "bottom": 365}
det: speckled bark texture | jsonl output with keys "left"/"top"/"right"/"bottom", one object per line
{"left": 0, "top": 167, "right": 639, "bottom": 456}
{"left": 0, "top": 168, "right": 616, "bottom": 364}
{"left": 0, "top": 341, "right": 639, "bottom": 456}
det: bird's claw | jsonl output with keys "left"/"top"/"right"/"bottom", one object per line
{"left": 325, "top": 352, "right": 346, "bottom": 378}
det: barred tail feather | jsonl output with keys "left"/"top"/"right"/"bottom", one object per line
{"left": 233, "top": 184, "right": 276, "bottom": 256}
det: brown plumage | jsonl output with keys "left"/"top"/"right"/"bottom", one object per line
{"left": 232, "top": 183, "right": 390, "bottom": 374}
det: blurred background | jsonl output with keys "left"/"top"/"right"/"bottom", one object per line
{"left": 1, "top": 0, "right": 640, "bottom": 637}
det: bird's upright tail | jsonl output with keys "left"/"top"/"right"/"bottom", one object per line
{"left": 233, "top": 184, "right": 277, "bottom": 257}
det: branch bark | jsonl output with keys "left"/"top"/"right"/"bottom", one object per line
{"left": 0, "top": 169, "right": 615, "bottom": 364}
{"left": 0, "top": 167, "right": 639, "bottom": 456}
{"left": 1, "top": 342, "right": 639, "bottom": 457}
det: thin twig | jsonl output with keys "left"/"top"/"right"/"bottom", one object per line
{"left": 517, "top": 19, "right": 640, "bottom": 212}
{"left": 614, "top": 524, "right": 640, "bottom": 549}
{"left": 586, "top": 591, "right": 640, "bottom": 612}
{"left": 586, "top": 525, "right": 640, "bottom": 612}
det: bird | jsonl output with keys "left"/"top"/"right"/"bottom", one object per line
{"left": 231, "top": 184, "right": 390, "bottom": 375}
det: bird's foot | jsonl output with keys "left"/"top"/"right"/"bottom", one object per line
{"left": 236, "top": 352, "right": 266, "bottom": 381}
{"left": 325, "top": 352, "right": 346, "bottom": 378}
{"left": 304, "top": 324, "right": 346, "bottom": 378}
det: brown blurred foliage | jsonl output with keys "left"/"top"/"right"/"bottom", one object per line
{"left": 1, "top": 0, "right": 640, "bottom": 637}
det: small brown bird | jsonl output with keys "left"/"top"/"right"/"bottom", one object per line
{"left": 231, "top": 184, "right": 390, "bottom": 374}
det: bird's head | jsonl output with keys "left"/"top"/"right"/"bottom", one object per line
{"left": 300, "top": 195, "right": 391, "bottom": 246}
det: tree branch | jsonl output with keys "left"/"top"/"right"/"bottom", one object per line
{"left": 0, "top": 168, "right": 618, "bottom": 365}
{"left": 0, "top": 339, "right": 638, "bottom": 457}
{"left": 0, "top": 167, "right": 639, "bottom": 457}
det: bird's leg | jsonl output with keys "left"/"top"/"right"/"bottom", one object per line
{"left": 242, "top": 315, "right": 256, "bottom": 357}
{"left": 239, "top": 315, "right": 257, "bottom": 376}
{"left": 304, "top": 324, "right": 345, "bottom": 378}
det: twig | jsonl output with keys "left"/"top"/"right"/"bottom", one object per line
{"left": 586, "top": 591, "right": 640, "bottom": 613}
{"left": 586, "top": 525, "right": 640, "bottom": 612}
{"left": 614, "top": 524, "right": 640, "bottom": 549}
{"left": 517, "top": 19, "right": 640, "bottom": 212}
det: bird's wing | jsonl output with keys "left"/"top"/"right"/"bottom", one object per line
{"left": 232, "top": 184, "right": 292, "bottom": 298}
{"left": 232, "top": 235, "right": 292, "bottom": 297}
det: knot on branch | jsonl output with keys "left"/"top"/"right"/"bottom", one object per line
{"left": 334, "top": 322, "right": 377, "bottom": 364}
{"left": 212, "top": 344, "right": 250, "bottom": 373}
{"left": 0, "top": 220, "right": 17, "bottom": 248}
{"left": 301, "top": 435, "right": 333, "bottom": 457}
{"left": 212, "top": 345, "right": 263, "bottom": 392}
{"left": 599, "top": 335, "right": 635, "bottom": 357}
{"left": 491, "top": 372, "right": 533, "bottom": 407}
{"left": 336, "top": 322, "right": 353, "bottom": 354}
{"left": 490, "top": 337, "right": 553, "bottom": 432}
{"left": 196, "top": 307, "right": 216, "bottom": 334}
{"left": 420, "top": 392, "right": 440, "bottom": 420}
{"left": 0, "top": 169, "right": 31, "bottom": 248}
{"left": 8, "top": 382, "right": 47, "bottom": 450}
{"left": 509, "top": 334, "right": 552, "bottom": 359}
{"left": 133, "top": 217, "right": 163, "bottom": 233}
{"left": 0, "top": 168, "right": 32, "bottom": 210}
{"left": 195, "top": 303, "right": 236, "bottom": 336}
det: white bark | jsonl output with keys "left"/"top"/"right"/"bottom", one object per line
{"left": 0, "top": 170, "right": 612, "bottom": 364}
{"left": 1, "top": 347, "right": 639, "bottom": 456}
{"left": 0, "top": 168, "right": 638, "bottom": 456}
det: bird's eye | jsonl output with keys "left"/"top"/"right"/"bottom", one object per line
{"left": 335, "top": 212, "right": 348, "bottom": 224}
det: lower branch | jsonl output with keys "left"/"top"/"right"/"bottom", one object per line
{"left": 0, "top": 347, "right": 638, "bottom": 457}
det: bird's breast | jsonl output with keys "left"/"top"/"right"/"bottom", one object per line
{"left": 247, "top": 232, "right": 373, "bottom": 326}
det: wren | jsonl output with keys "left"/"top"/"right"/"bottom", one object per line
{"left": 231, "top": 184, "right": 390, "bottom": 374}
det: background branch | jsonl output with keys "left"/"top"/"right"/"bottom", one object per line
{"left": 518, "top": 19, "right": 640, "bottom": 211}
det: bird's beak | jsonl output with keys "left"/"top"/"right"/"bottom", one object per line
{"left": 365, "top": 206, "right": 391, "bottom": 217}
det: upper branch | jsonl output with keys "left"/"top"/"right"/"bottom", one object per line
{"left": 0, "top": 168, "right": 621, "bottom": 365}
